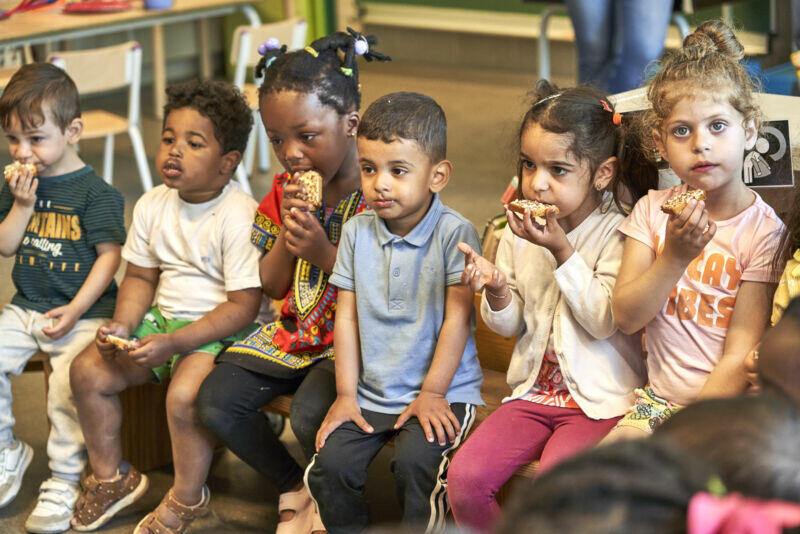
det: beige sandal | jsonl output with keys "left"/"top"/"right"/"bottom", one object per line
{"left": 134, "top": 485, "right": 210, "bottom": 534}
{"left": 275, "top": 486, "right": 315, "bottom": 534}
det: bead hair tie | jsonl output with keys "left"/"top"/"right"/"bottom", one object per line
{"left": 257, "top": 37, "right": 281, "bottom": 56}
{"left": 600, "top": 99, "right": 623, "bottom": 125}
{"left": 354, "top": 36, "right": 369, "bottom": 56}
{"left": 304, "top": 46, "right": 319, "bottom": 57}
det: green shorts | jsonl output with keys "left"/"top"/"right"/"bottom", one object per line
{"left": 614, "top": 385, "right": 683, "bottom": 434}
{"left": 133, "top": 307, "right": 258, "bottom": 383}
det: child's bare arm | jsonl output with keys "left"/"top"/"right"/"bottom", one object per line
{"left": 128, "top": 287, "right": 261, "bottom": 368}
{"left": 698, "top": 280, "right": 773, "bottom": 399}
{"left": 42, "top": 242, "right": 121, "bottom": 340}
{"left": 316, "top": 289, "right": 372, "bottom": 450}
{"left": 613, "top": 237, "right": 683, "bottom": 334}
{"left": 614, "top": 202, "right": 716, "bottom": 334}
{"left": 259, "top": 231, "right": 297, "bottom": 299}
{"left": 0, "top": 171, "right": 37, "bottom": 257}
{"left": 394, "top": 284, "right": 473, "bottom": 446}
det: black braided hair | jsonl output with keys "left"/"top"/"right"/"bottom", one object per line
{"left": 496, "top": 439, "right": 715, "bottom": 534}
{"left": 254, "top": 27, "right": 390, "bottom": 114}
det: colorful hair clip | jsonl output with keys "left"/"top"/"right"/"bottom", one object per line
{"left": 257, "top": 37, "right": 281, "bottom": 56}
{"left": 304, "top": 46, "right": 319, "bottom": 58}
{"left": 340, "top": 67, "right": 353, "bottom": 77}
{"left": 600, "top": 99, "right": 623, "bottom": 125}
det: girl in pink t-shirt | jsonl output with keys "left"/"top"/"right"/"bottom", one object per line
{"left": 606, "top": 20, "right": 786, "bottom": 441}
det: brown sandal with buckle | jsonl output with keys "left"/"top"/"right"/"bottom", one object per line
{"left": 134, "top": 485, "right": 210, "bottom": 534}
{"left": 71, "top": 464, "right": 149, "bottom": 531}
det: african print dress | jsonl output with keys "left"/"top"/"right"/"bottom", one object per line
{"left": 219, "top": 172, "right": 367, "bottom": 378}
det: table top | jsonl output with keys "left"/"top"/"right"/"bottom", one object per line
{"left": 0, "top": 0, "right": 255, "bottom": 45}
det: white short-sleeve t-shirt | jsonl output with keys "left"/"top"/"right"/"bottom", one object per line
{"left": 122, "top": 182, "right": 262, "bottom": 321}
{"left": 618, "top": 185, "right": 785, "bottom": 406}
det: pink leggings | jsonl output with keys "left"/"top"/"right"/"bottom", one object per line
{"left": 448, "top": 400, "right": 619, "bottom": 533}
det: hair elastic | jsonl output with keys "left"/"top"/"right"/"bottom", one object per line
{"left": 304, "top": 46, "right": 319, "bottom": 58}
{"left": 257, "top": 37, "right": 281, "bottom": 56}
{"left": 600, "top": 99, "right": 623, "bottom": 125}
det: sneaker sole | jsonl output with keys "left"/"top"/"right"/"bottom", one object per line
{"left": 25, "top": 515, "right": 73, "bottom": 534}
{"left": 71, "top": 473, "right": 149, "bottom": 532}
{"left": 0, "top": 442, "right": 33, "bottom": 509}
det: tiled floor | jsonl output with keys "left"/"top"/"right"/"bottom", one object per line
{"left": 0, "top": 59, "right": 568, "bottom": 533}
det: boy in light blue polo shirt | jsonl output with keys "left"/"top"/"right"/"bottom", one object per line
{"left": 306, "top": 92, "right": 484, "bottom": 534}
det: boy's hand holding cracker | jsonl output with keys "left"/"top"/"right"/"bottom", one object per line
{"left": 394, "top": 390, "right": 462, "bottom": 446}
{"left": 96, "top": 322, "right": 139, "bottom": 359}
{"left": 316, "top": 395, "right": 374, "bottom": 451}
{"left": 5, "top": 163, "right": 38, "bottom": 210}
{"left": 128, "top": 333, "right": 177, "bottom": 368}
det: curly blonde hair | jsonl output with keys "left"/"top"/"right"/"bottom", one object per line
{"left": 647, "top": 20, "right": 762, "bottom": 137}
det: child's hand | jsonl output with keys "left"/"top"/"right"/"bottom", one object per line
{"left": 505, "top": 205, "right": 573, "bottom": 263}
{"left": 744, "top": 345, "right": 761, "bottom": 394}
{"left": 127, "top": 333, "right": 176, "bottom": 368}
{"left": 457, "top": 242, "right": 507, "bottom": 295}
{"left": 42, "top": 304, "right": 81, "bottom": 340}
{"left": 283, "top": 207, "right": 335, "bottom": 268}
{"left": 280, "top": 173, "right": 315, "bottom": 223}
{"left": 394, "top": 391, "right": 462, "bottom": 446}
{"left": 8, "top": 167, "right": 38, "bottom": 210}
{"left": 96, "top": 322, "right": 134, "bottom": 359}
{"left": 316, "top": 395, "right": 373, "bottom": 451}
{"left": 663, "top": 199, "right": 716, "bottom": 265}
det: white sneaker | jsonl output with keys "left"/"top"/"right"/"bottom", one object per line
{"left": 25, "top": 477, "right": 79, "bottom": 534}
{"left": 0, "top": 438, "right": 33, "bottom": 508}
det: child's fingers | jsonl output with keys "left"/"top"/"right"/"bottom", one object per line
{"left": 446, "top": 408, "right": 462, "bottom": 436}
{"left": 430, "top": 417, "right": 448, "bottom": 446}
{"left": 393, "top": 408, "right": 412, "bottom": 430}
{"left": 457, "top": 242, "right": 475, "bottom": 261}
{"left": 316, "top": 421, "right": 336, "bottom": 451}
{"left": 702, "top": 220, "right": 717, "bottom": 244}
{"left": 352, "top": 412, "right": 374, "bottom": 434}
{"left": 419, "top": 417, "right": 435, "bottom": 443}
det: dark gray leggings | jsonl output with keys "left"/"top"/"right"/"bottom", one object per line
{"left": 196, "top": 359, "right": 336, "bottom": 493}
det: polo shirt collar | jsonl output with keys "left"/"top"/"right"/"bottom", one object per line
{"left": 375, "top": 194, "right": 443, "bottom": 247}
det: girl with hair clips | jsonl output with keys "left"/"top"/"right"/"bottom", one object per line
{"left": 496, "top": 439, "right": 800, "bottom": 534}
{"left": 605, "top": 20, "right": 786, "bottom": 443}
{"left": 448, "top": 80, "right": 655, "bottom": 533}
{"left": 196, "top": 28, "right": 389, "bottom": 534}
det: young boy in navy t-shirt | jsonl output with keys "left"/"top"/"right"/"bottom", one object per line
{"left": 0, "top": 63, "right": 125, "bottom": 533}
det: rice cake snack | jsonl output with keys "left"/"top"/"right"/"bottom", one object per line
{"left": 660, "top": 189, "right": 706, "bottom": 216}
{"left": 4, "top": 161, "right": 36, "bottom": 183}
{"left": 508, "top": 199, "right": 559, "bottom": 225}
{"left": 297, "top": 170, "right": 323, "bottom": 208}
